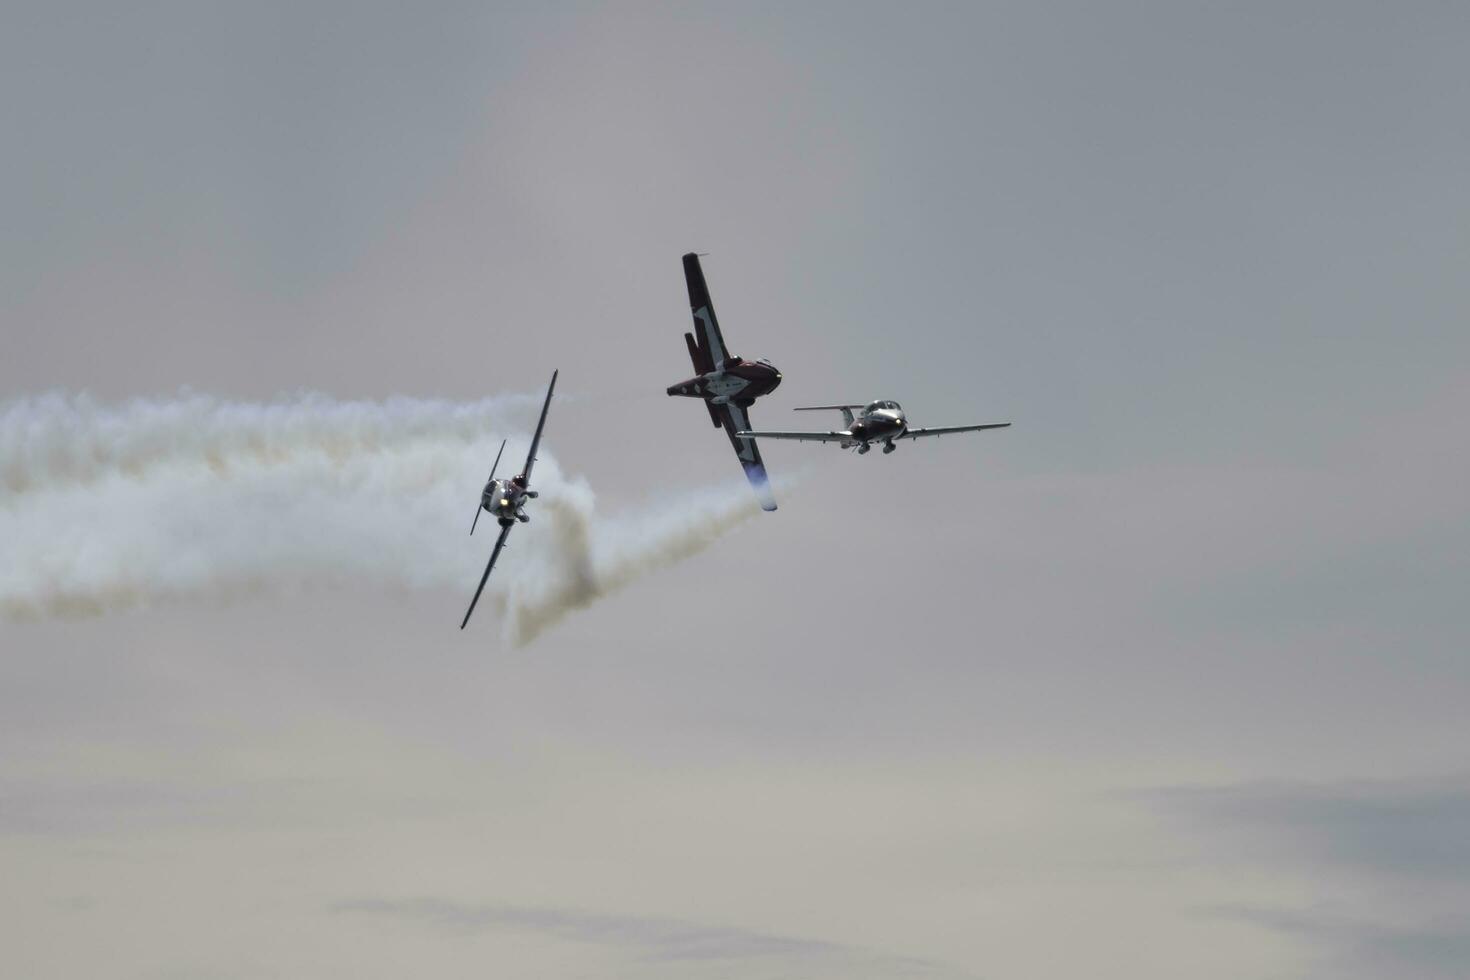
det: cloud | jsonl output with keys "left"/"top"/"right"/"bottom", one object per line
{"left": 1206, "top": 905, "right": 1470, "bottom": 980}
{"left": 1145, "top": 776, "right": 1470, "bottom": 978}
{"left": 334, "top": 898, "right": 963, "bottom": 978}
{"left": 0, "top": 775, "right": 362, "bottom": 836}
{"left": 1143, "top": 776, "right": 1470, "bottom": 878}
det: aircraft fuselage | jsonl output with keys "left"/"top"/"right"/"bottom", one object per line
{"left": 666, "top": 358, "right": 782, "bottom": 406}
{"left": 844, "top": 406, "right": 906, "bottom": 453}
{"left": 847, "top": 408, "right": 906, "bottom": 445}
{"left": 480, "top": 474, "right": 535, "bottom": 526}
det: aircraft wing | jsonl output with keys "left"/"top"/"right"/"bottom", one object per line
{"left": 718, "top": 401, "right": 777, "bottom": 511}
{"left": 898, "top": 422, "right": 1011, "bottom": 440}
{"left": 519, "top": 369, "right": 558, "bottom": 484}
{"left": 683, "top": 253, "right": 730, "bottom": 366}
{"left": 735, "top": 429, "right": 850, "bottom": 444}
{"left": 460, "top": 522, "right": 512, "bottom": 630}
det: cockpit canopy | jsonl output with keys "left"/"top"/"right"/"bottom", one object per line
{"left": 865, "top": 399, "right": 901, "bottom": 414}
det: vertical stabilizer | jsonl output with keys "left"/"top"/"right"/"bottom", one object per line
{"left": 795, "top": 404, "right": 862, "bottom": 428}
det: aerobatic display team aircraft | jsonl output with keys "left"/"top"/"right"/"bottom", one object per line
{"left": 738, "top": 400, "right": 1010, "bottom": 455}
{"left": 666, "top": 253, "right": 781, "bottom": 511}
{"left": 460, "top": 253, "right": 1014, "bottom": 634}
{"left": 460, "top": 369, "right": 557, "bottom": 630}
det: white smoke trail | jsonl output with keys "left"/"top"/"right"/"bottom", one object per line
{"left": 0, "top": 393, "right": 763, "bottom": 645}
{"left": 0, "top": 390, "right": 535, "bottom": 496}
{"left": 496, "top": 482, "right": 760, "bottom": 647}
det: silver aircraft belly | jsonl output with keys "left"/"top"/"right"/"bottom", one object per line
{"left": 481, "top": 479, "right": 525, "bottom": 521}
{"left": 705, "top": 372, "right": 750, "bottom": 402}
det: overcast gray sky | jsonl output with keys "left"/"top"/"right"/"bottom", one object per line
{"left": 3, "top": 3, "right": 1469, "bottom": 978}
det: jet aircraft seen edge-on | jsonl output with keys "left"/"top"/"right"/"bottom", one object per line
{"left": 665, "top": 253, "right": 781, "bottom": 512}
{"left": 461, "top": 369, "right": 558, "bottom": 630}
{"left": 738, "top": 400, "right": 1009, "bottom": 455}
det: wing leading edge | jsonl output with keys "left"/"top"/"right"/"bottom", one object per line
{"left": 520, "top": 369, "right": 558, "bottom": 484}
{"left": 682, "top": 253, "right": 730, "bottom": 366}
{"left": 898, "top": 422, "right": 1011, "bottom": 440}
{"left": 735, "top": 429, "right": 850, "bottom": 444}
{"left": 461, "top": 522, "right": 512, "bottom": 630}
{"left": 718, "top": 401, "right": 777, "bottom": 511}
{"left": 736, "top": 422, "right": 1012, "bottom": 444}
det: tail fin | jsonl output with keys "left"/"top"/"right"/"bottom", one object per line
{"left": 684, "top": 332, "right": 714, "bottom": 375}
{"left": 684, "top": 332, "right": 721, "bottom": 426}
{"left": 795, "top": 404, "right": 863, "bottom": 427}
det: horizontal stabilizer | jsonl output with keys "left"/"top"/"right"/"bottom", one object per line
{"left": 794, "top": 404, "right": 859, "bottom": 427}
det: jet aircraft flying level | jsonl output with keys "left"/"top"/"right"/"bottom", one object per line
{"left": 666, "top": 252, "right": 781, "bottom": 511}
{"left": 460, "top": 369, "right": 558, "bottom": 630}
{"left": 738, "top": 400, "right": 1010, "bottom": 455}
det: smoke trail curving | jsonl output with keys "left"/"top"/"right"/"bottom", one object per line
{"left": 497, "top": 483, "right": 760, "bottom": 647}
{"left": 0, "top": 392, "right": 763, "bottom": 645}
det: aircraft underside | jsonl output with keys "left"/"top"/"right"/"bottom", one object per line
{"left": 849, "top": 439, "right": 899, "bottom": 454}
{"left": 666, "top": 253, "right": 781, "bottom": 512}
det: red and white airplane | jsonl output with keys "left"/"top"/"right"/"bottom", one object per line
{"left": 666, "top": 253, "right": 781, "bottom": 511}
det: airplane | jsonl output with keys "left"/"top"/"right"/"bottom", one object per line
{"left": 737, "top": 399, "right": 1010, "bottom": 455}
{"left": 665, "top": 252, "right": 781, "bottom": 511}
{"left": 460, "top": 369, "right": 557, "bottom": 630}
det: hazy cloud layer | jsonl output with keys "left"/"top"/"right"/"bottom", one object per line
{"left": 1147, "top": 777, "right": 1470, "bottom": 877}
{"left": 1209, "top": 906, "right": 1470, "bottom": 980}
{"left": 335, "top": 898, "right": 961, "bottom": 977}
{"left": 1149, "top": 776, "right": 1470, "bottom": 978}
{"left": 3, "top": 2, "right": 1469, "bottom": 979}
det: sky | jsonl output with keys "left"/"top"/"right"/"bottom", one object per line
{"left": 3, "top": 2, "right": 1469, "bottom": 978}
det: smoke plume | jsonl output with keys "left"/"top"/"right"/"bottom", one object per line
{"left": 0, "top": 392, "right": 762, "bottom": 645}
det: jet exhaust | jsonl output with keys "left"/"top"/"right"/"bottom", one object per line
{"left": 0, "top": 392, "right": 762, "bottom": 645}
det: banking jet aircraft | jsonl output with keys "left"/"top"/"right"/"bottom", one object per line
{"left": 666, "top": 253, "right": 781, "bottom": 511}
{"left": 461, "top": 369, "right": 557, "bottom": 630}
{"left": 738, "top": 400, "right": 1009, "bottom": 455}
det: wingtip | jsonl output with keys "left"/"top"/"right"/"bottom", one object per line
{"left": 742, "top": 462, "right": 778, "bottom": 512}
